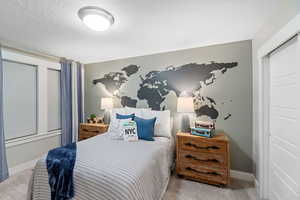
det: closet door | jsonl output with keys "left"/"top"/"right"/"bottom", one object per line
{"left": 268, "top": 35, "right": 300, "bottom": 200}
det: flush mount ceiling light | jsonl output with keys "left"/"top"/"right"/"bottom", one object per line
{"left": 78, "top": 6, "right": 114, "bottom": 31}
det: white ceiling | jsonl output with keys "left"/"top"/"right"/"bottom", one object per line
{"left": 0, "top": 0, "right": 282, "bottom": 63}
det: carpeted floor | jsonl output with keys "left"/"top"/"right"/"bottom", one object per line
{"left": 0, "top": 169, "right": 256, "bottom": 200}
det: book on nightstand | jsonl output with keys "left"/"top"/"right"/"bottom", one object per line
{"left": 191, "top": 127, "right": 215, "bottom": 138}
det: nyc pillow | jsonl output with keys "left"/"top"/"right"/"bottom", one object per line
{"left": 134, "top": 116, "right": 156, "bottom": 141}
{"left": 122, "top": 121, "right": 138, "bottom": 142}
{"left": 108, "top": 118, "right": 132, "bottom": 140}
{"left": 141, "top": 110, "right": 171, "bottom": 138}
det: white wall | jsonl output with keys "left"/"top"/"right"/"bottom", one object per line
{"left": 6, "top": 135, "right": 60, "bottom": 167}
{"left": 252, "top": 0, "right": 300, "bottom": 184}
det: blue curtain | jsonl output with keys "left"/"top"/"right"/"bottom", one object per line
{"left": 76, "top": 62, "right": 84, "bottom": 124}
{"left": 0, "top": 46, "right": 9, "bottom": 182}
{"left": 61, "top": 59, "right": 73, "bottom": 146}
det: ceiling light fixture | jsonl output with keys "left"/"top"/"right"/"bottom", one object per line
{"left": 78, "top": 6, "right": 114, "bottom": 31}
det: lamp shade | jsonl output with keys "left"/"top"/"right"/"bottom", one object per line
{"left": 101, "top": 97, "right": 113, "bottom": 110}
{"left": 177, "top": 97, "right": 194, "bottom": 113}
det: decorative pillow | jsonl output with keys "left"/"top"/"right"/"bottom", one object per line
{"left": 134, "top": 116, "right": 156, "bottom": 141}
{"left": 108, "top": 118, "right": 132, "bottom": 140}
{"left": 122, "top": 121, "right": 138, "bottom": 142}
{"left": 116, "top": 113, "right": 135, "bottom": 120}
{"left": 110, "top": 108, "right": 127, "bottom": 122}
{"left": 141, "top": 110, "right": 171, "bottom": 138}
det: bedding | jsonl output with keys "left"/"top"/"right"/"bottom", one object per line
{"left": 27, "top": 133, "right": 174, "bottom": 200}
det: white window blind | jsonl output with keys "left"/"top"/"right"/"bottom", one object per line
{"left": 3, "top": 60, "right": 37, "bottom": 140}
{"left": 47, "top": 69, "right": 61, "bottom": 131}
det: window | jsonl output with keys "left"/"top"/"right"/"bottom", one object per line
{"left": 2, "top": 48, "right": 61, "bottom": 143}
{"left": 3, "top": 60, "right": 37, "bottom": 140}
{"left": 47, "top": 69, "right": 61, "bottom": 131}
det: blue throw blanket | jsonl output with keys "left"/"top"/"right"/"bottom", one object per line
{"left": 46, "top": 143, "right": 77, "bottom": 200}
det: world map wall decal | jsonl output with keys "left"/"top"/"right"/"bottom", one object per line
{"left": 93, "top": 61, "right": 238, "bottom": 120}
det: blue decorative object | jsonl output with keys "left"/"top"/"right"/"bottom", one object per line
{"left": 191, "top": 127, "right": 215, "bottom": 138}
{"left": 46, "top": 143, "right": 77, "bottom": 200}
{"left": 134, "top": 116, "right": 156, "bottom": 141}
{"left": 116, "top": 113, "right": 135, "bottom": 120}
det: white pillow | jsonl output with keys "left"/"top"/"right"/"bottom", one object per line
{"left": 108, "top": 118, "right": 132, "bottom": 140}
{"left": 141, "top": 110, "right": 171, "bottom": 138}
{"left": 124, "top": 107, "right": 150, "bottom": 117}
{"left": 125, "top": 106, "right": 151, "bottom": 110}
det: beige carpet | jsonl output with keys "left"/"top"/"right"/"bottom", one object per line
{"left": 0, "top": 169, "right": 256, "bottom": 200}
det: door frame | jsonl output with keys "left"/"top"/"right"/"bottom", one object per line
{"left": 257, "top": 14, "right": 300, "bottom": 199}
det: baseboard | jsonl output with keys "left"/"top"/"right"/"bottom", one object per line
{"left": 9, "top": 157, "right": 41, "bottom": 176}
{"left": 255, "top": 178, "right": 261, "bottom": 200}
{"left": 230, "top": 170, "right": 255, "bottom": 182}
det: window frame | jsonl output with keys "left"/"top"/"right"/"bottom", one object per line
{"left": 2, "top": 48, "right": 61, "bottom": 148}
{"left": 47, "top": 68, "right": 62, "bottom": 132}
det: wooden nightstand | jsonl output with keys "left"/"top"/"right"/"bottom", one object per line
{"left": 176, "top": 132, "right": 230, "bottom": 186}
{"left": 79, "top": 123, "right": 109, "bottom": 141}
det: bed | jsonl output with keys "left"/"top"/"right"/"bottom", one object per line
{"left": 27, "top": 120, "right": 174, "bottom": 200}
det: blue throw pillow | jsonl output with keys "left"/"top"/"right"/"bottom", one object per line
{"left": 134, "top": 116, "right": 156, "bottom": 141}
{"left": 116, "top": 113, "right": 135, "bottom": 120}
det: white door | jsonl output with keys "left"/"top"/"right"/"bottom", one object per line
{"left": 268, "top": 35, "right": 300, "bottom": 200}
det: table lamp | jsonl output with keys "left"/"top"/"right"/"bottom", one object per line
{"left": 177, "top": 94, "right": 194, "bottom": 132}
{"left": 101, "top": 97, "right": 113, "bottom": 124}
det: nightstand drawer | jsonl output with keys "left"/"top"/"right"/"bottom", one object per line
{"left": 80, "top": 124, "right": 106, "bottom": 132}
{"left": 178, "top": 150, "right": 226, "bottom": 169}
{"left": 79, "top": 123, "right": 108, "bottom": 141}
{"left": 80, "top": 131, "right": 99, "bottom": 137}
{"left": 178, "top": 136, "right": 226, "bottom": 154}
{"left": 177, "top": 162, "right": 227, "bottom": 185}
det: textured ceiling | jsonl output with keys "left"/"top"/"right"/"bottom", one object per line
{"left": 0, "top": 0, "right": 282, "bottom": 63}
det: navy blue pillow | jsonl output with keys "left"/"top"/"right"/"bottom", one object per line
{"left": 134, "top": 116, "right": 156, "bottom": 141}
{"left": 116, "top": 113, "right": 135, "bottom": 120}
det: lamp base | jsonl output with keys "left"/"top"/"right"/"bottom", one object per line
{"left": 181, "top": 115, "right": 191, "bottom": 133}
{"left": 103, "top": 110, "right": 111, "bottom": 124}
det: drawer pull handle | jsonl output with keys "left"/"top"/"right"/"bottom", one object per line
{"left": 185, "top": 155, "right": 219, "bottom": 163}
{"left": 184, "top": 142, "right": 220, "bottom": 150}
{"left": 185, "top": 167, "right": 221, "bottom": 176}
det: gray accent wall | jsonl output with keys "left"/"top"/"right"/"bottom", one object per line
{"left": 85, "top": 40, "right": 253, "bottom": 173}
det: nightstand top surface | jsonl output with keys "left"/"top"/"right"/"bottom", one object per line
{"left": 80, "top": 123, "right": 108, "bottom": 127}
{"left": 176, "top": 132, "right": 228, "bottom": 141}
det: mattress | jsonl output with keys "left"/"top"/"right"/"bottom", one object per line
{"left": 27, "top": 133, "right": 174, "bottom": 200}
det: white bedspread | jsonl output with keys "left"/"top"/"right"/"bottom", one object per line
{"left": 28, "top": 133, "right": 174, "bottom": 200}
